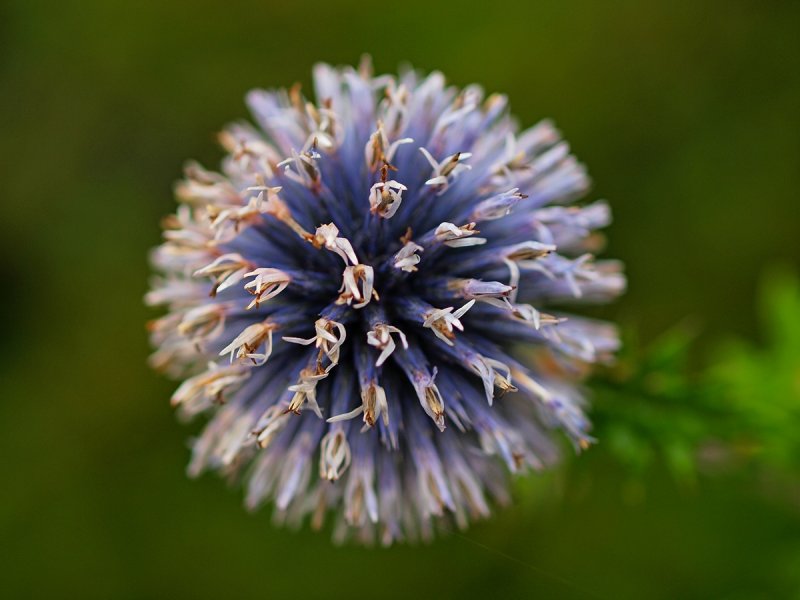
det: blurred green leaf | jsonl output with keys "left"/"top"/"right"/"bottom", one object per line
{"left": 591, "top": 324, "right": 708, "bottom": 485}
{"left": 709, "top": 266, "right": 800, "bottom": 471}
{"left": 591, "top": 267, "right": 800, "bottom": 484}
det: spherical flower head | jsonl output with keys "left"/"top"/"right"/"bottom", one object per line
{"left": 147, "top": 58, "right": 626, "bottom": 545}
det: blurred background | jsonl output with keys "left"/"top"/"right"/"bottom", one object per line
{"left": 2, "top": 1, "right": 799, "bottom": 598}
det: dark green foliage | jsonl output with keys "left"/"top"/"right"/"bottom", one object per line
{"left": 710, "top": 267, "right": 800, "bottom": 472}
{"left": 592, "top": 269, "right": 800, "bottom": 485}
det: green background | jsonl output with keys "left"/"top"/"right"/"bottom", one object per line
{"left": 2, "top": 1, "right": 799, "bottom": 598}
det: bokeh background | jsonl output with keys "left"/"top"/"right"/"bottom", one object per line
{"left": 2, "top": 1, "right": 799, "bottom": 598}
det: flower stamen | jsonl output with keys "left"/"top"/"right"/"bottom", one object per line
{"left": 219, "top": 320, "right": 277, "bottom": 365}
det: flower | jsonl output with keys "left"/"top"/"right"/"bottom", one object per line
{"left": 147, "top": 57, "right": 625, "bottom": 545}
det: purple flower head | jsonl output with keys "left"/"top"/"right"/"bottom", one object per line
{"left": 147, "top": 58, "right": 625, "bottom": 545}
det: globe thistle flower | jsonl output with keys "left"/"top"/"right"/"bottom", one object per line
{"left": 147, "top": 58, "right": 625, "bottom": 545}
